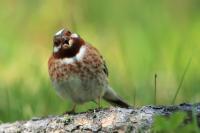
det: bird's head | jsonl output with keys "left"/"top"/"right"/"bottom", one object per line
{"left": 53, "top": 28, "right": 85, "bottom": 59}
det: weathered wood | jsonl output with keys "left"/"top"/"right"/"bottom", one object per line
{"left": 0, "top": 103, "right": 200, "bottom": 133}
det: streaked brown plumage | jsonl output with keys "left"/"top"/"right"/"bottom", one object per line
{"left": 48, "top": 28, "right": 131, "bottom": 113}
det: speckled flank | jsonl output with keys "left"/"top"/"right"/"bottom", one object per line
{"left": 48, "top": 43, "right": 108, "bottom": 103}
{"left": 49, "top": 45, "right": 107, "bottom": 82}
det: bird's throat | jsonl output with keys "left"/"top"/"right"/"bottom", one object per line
{"left": 53, "top": 42, "right": 83, "bottom": 59}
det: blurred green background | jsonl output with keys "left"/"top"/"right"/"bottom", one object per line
{"left": 0, "top": 0, "right": 200, "bottom": 122}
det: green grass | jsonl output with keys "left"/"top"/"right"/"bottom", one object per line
{"left": 0, "top": 0, "right": 200, "bottom": 125}
{"left": 153, "top": 111, "right": 200, "bottom": 133}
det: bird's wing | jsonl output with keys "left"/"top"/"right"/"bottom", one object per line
{"left": 102, "top": 59, "right": 109, "bottom": 77}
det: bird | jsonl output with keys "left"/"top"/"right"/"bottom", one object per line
{"left": 48, "top": 28, "right": 131, "bottom": 113}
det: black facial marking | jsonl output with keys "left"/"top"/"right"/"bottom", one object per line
{"left": 53, "top": 29, "right": 85, "bottom": 59}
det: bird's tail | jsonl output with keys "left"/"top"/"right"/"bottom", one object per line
{"left": 103, "top": 86, "right": 131, "bottom": 108}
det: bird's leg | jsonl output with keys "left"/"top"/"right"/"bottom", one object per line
{"left": 97, "top": 96, "right": 101, "bottom": 109}
{"left": 63, "top": 104, "right": 76, "bottom": 114}
{"left": 71, "top": 104, "right": 76, "bottom": 113}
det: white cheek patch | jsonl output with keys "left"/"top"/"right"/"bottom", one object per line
{"left": 71, "top": 33, "right": 79, "bottom": 38}
{"left": 55, "top": 29, "right": 64, "bottom": 36}
{"left": 76, "top": 45, "right": 86, "bottom": 61}
{"left": 61, "top": 46, "right": 86, "bottom": 64}
{"left": 53, "top": 45, "right": 61, "bottom": 53}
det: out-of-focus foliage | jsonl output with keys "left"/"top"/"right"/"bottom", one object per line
{"left": 0, "top": 0, "right": 200, "bottom": 122}
{"left": 153, "top": 112, "right": 199, "bottom": 132}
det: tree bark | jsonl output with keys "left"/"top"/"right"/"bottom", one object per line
{"left": 0, "top": 103, "right": 200, "bottom": 133}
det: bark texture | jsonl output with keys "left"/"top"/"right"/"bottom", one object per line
{"left": 0, "top": 103, "right": 200, "bottom": 133}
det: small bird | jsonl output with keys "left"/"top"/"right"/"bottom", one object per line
{"left": 48, "top": 28, "right": 131, "bottom": 113}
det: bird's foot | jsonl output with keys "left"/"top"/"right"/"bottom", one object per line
{"left": 63, "top": 110, "right": 76, "bottom": 115}
{"left": 63, "top": 104, "right": 76, "bottom": 115}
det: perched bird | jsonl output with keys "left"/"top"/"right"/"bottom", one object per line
{"left": 48, "top": 28, "right": 131, "bottom": 113}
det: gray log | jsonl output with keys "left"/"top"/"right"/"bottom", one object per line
{"left": 0, "top": 103, "right": 200, "bottom": 133}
